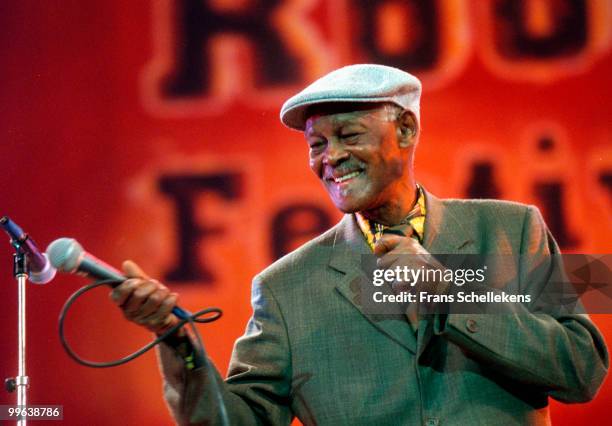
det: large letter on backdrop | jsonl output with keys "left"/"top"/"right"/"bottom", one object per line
{"left": 354, "top": 0, "right": 439, "bottom": 70}
{"left": 480, "top": 0, "right": 612, "bottom": 80}
{"left": 341, "top": 0, "right": 470, "bottom": 87}
{"left": 493, "top": 0, "right": 587, "bottom": 58}
{"left": 162, "top": 0, "right": 299, "bottom": 97}
{"left": 271, "top": 204, "right": 332, "bottom": 260}
{"left": 158, "top": 172, "right": 243, "bottom": 283}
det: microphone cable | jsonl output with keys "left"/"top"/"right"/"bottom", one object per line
{"left": 58, "top": 278, "right": 222, "bottom": 368}
{"left": 58, "top": 278, "right": 230, "bottom": 425}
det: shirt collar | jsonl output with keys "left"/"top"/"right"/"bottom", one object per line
{"left": 355, "top": 185, "right": 426, "bottom": 251}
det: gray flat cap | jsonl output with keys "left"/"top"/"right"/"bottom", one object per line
{"left": 280, "top": 64, "right": 422, "bottom": 131}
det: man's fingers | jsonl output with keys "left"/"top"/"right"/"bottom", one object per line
{"left": 122, "top": 259, "right": 150, "bottom": 280}
{"left": 109, "top": 279, "right": 139, "bottom": 306}
{"left": 108, "top": 265, "right": 180, "bottom": 334}
{"left": 373, "top": 234, "right": 403, "bottom": 256}
{"left": 375, "top": 231, "right": 432, "bottom": 269}
{"left": 377, "top": 253, "right": 400, "bottom": 270}
{"left": 122, "top": 280, "right": 159, "bottom": 314}
{"left": 136, "top": 286, "right": 170, "bottom": 318}
{"left": 143, "top": 293, "right": 179, "bottom": 332}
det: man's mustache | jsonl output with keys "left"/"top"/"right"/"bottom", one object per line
{"left": 323, "top": 162, "right": 366, "bottom": 179}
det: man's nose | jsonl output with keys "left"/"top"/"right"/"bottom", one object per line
{"left": 323, "top": 138, "right": 349, "bottom": 166}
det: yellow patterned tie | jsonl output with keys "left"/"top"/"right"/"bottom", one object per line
{"left": 356, "top": 186, "right": 426, "bottom": 251}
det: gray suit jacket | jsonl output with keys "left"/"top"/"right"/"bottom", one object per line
{"left": 158, "top": 191, "right": 608, "bottom": 425}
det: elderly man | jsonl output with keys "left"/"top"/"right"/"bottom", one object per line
{"left": 112, "top": 64, "right": 608, "bottom": 425}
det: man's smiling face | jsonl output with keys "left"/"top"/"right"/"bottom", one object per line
{"left": 305, "top": 103, "right": 411, "bottom": 215}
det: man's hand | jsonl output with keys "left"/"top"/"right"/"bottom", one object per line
{"left": 373, "top": 225, "right": 432, "bottom": 272}
{"left": 109, "top": 260, "right": 180, "bottom": 335}
{"left": 373, "top": 226, "right": 436, "bottom": 297}
{"left": 373, "top": 226, "right": 450, "bottom": 319}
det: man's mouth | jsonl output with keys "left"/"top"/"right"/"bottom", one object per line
{"left": 327, "top": 170, "right": 363, "bottom": 184}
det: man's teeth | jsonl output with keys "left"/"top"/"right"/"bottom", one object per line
{"left": 334, "top": 171, "right": 361, "bottom": 183}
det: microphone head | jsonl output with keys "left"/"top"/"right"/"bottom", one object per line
{"left": 29, "top": 253, "right": 57, "bottom": 284}
{"left": 47, "top": 238, "right": 84, "bottom": 273}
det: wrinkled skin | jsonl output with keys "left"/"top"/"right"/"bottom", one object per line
{"left": 305, "top": 103, "right": 418, "bottom": 226}
{"left": 110, "top": 260, "right": 181, "bottom": 336}
{"left": 111, "top": 103, "right": 432, "bottom": 334}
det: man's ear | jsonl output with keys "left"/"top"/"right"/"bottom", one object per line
{"left": 396, "top": 110, "right": 418, "bottom": 148}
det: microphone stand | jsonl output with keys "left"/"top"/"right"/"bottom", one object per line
{"left": 5, "top": 251, "right": 30, "bottom": 426}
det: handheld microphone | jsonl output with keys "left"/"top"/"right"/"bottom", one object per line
{"left": 46, "top": 237, "right": 191, "bottom": 320}
{"left": 1, "top": 216, "right": 57, "bottom": 284}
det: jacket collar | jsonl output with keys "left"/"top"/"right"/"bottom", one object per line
{"left": 421, "top": 190, "right": 474, "bottom": 254}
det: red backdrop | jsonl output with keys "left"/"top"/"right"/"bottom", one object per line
{"left": 1, "top": 1, "right": 611, "bottom": 424}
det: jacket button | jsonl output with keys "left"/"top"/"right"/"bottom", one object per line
{"left": 465, "top": 318, "right": 478, "bottom": 333}
{"left": 425, "top": 418, "right": 439, "bottom": 426}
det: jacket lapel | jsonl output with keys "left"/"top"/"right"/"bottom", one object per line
{"left": 422, "top": 190, "right": 474, "bottom": 255}
{"left": 417, "top": 190, "right": 475, "bottom": 358}
{"left": 330, "top": 215, "right": 418, "bottom": 354}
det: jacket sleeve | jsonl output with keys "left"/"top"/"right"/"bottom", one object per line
{"left": 434, "top": 205, "right": 609, "bottom": 403}
{"left": 157, "top": 275, "right": 293, "bottom": 425}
